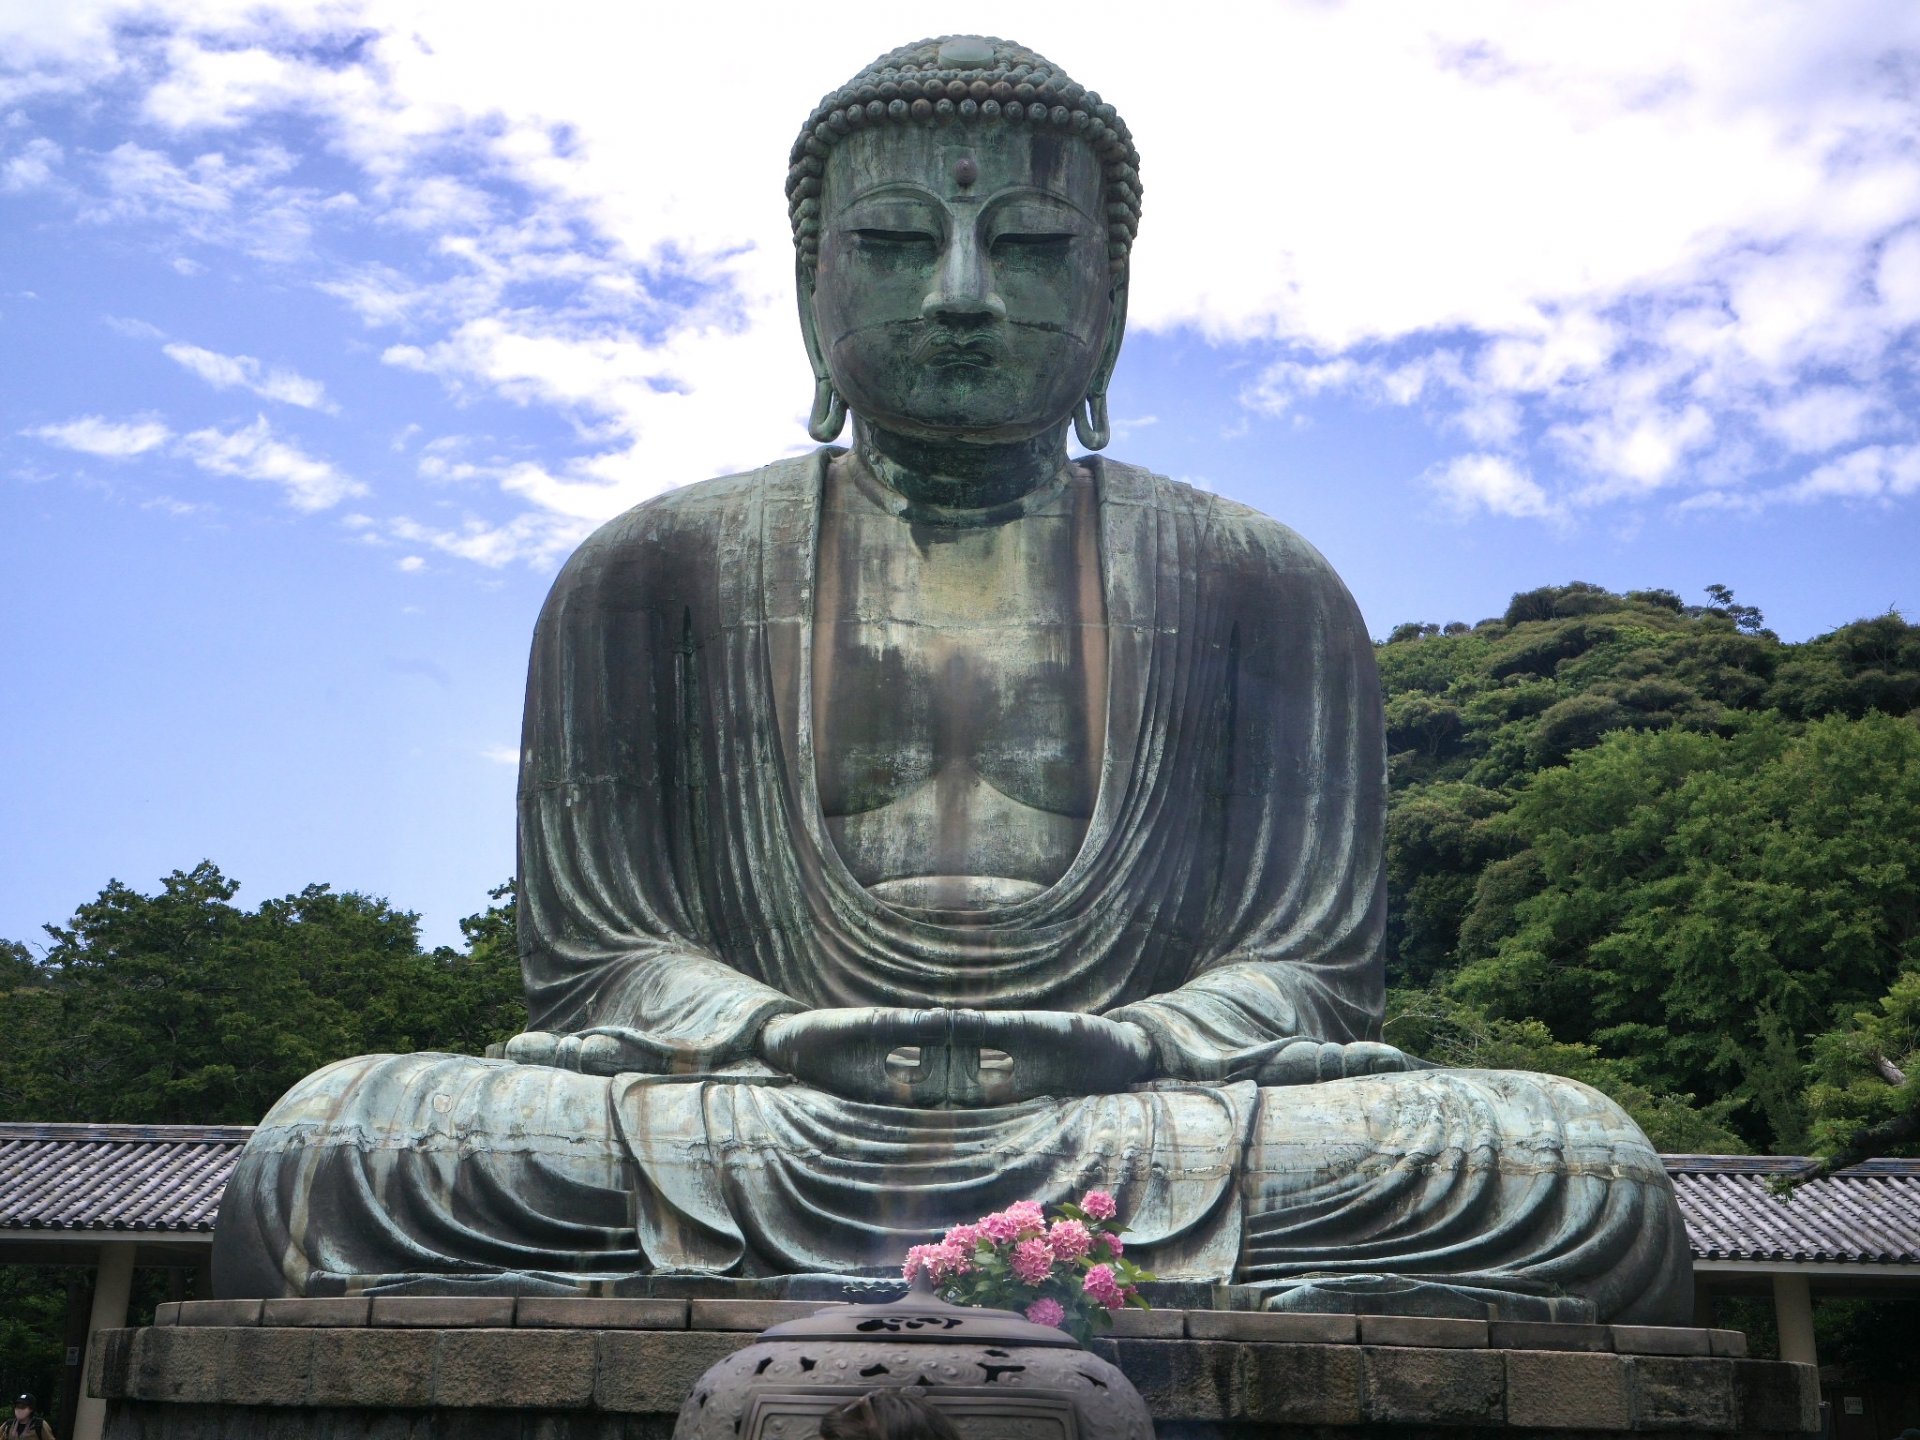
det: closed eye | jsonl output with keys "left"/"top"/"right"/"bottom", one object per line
{"left": 991, "top": 232, "right": 1075, "bottom": 254}
{"left": 855, "top": 228, "right": 938, "bottom": 246}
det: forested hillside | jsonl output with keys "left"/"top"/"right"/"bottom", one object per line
{"left": 1377, "top": 583, "right": 1920, "bottom": 1162}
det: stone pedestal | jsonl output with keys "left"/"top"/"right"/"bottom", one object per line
{"left": 90, "top": 1298, "right": 1819, "bottom": 1440}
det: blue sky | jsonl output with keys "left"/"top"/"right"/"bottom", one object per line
{"left": 5, "top": 1, "right": 1919, "bottom": 950}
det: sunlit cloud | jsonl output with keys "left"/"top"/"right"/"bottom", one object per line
{"left": 28, "top": 414, "right": 172, "bottom": 457}
{"left": 3, "top": 0, "right": 1918, "bottom": 561}
{"left": 164, "top": 341, "right": 335, "bottom": 410}
{"left": 177, "top": 416, "right": 364, "bottom": 510}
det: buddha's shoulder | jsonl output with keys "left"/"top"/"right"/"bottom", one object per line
{"left": 552, "top": 455, "right": 819, "bottom": 583}
{"left": 1099, "top": 459, "right": 1348, "bottom": 590}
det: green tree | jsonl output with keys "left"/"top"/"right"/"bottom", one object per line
{"left": 1798, "top": 968, "right": 1920, "bottom": 1178}
{"left": 1450, "top": 714, "right": 1920, "bottom": 1150}
{"left": 0, "top": 865, "right": 525, "bottom": 1125}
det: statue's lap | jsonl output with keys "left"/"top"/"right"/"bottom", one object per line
{"left": 214, "top": 1051, "right": 1687, "bottom": 1323}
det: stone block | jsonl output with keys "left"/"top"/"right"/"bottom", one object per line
{"left": 218, "top": 1328, "right": 314, "bottom": 1405}
{"left": 1185, "top": 1310, "right": 1356, "bottom": 1344}
{"left": 86, "top": 1328, "right": 137, "bottom": 1398}
{"left": 1707, "top": 1327, "right": 1749, "bottom": 1358}
{"left": 1491, "top": 1319, "right": 1612, "bottom": 1351}
{"left": 1612, "top": 1324, "right": 1712, "bottom": 1356}
{"left": 1629, "top": 1355, "right": 1736, "bottom": 1430}
{"left": 262, "top": 1297, "right": 372, "bottom": 1328}
{"left": 1734, "top": 1358, "right": 1821, "bottom": 1433}
{"left": 151, "top": 1303, "right": 180, "bottom": 1328}
{"left": 1506, "top": 1349, "right": 1633, "bottom": 1430}
{"left": 1106, "top": 1307, "right": 1185, "bottom": 1338}
{"left": 1237, "top": 1340, "right": 1365, "bottom": 1425}
{"left": 128, "top": 1325, "right": 226, "bottom": 1402}
{"left": 306, "top": 1327, "right": 436, "bottom": 1407}
{"left": 1360, "top": 1314, "right": 1489, "bottom": 1348}
{"left": 1364, "top": 1346, "right": 1506, "bottom": 1425}
{"left": 1104, "top": 1338, "right": 1235, "bottom": 1421}
{"left": 175, "top": 1299, "right": 262, "bottom": 1328}
{"left": 594, "top": 1330, "right": 757, "bottom": 1414}
{"left": 432, "top": 1329, "right": 596, "bottom": 1408}
{"left": 688, "top": 1299, "right": 835, "bottom": 1331}
{"left": 369, "top": 1296, "right": 515, "bottom": 1329}
{"left": 515, "top": 1297, "right": 687, "bottom": 1330}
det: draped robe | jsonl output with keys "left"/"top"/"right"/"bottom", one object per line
{"left": 211, "top": 453, "right": 1691, "bottom": 1323}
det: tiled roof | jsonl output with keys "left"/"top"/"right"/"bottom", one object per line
{"left": 0, "top": 1123, "right": 251, "bottom": 1233}
{"left": 0, "top": 1126, "right": 1916, "bottom": 1265}
{"left": 1666, "top": 1155, "right": 1920, "bottom": 1266}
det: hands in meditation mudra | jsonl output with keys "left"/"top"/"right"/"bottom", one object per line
{"left": 213, "top": 36, "right": 1690, "bottom": 1325}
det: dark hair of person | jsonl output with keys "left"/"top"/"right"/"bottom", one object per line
{"left": 819, "top": 1387, "right": 964, "bottom": 1440}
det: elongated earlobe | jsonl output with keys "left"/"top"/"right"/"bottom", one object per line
{"left": 1073, "top": 392, "right": 1111, "bottom": 451}
{"left": 808, "top": 376, "right": 847, "bottom": 442}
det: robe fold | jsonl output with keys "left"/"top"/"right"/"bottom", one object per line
{"left": 516, "top": 450, "right": 1385, "bottom": 1064}
{"left": 211, "top": 452, "right": 1690, "bottom": 1323}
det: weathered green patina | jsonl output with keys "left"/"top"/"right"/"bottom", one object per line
{"left": 211, "top": 36, "right": 1691, "bottom": 1325}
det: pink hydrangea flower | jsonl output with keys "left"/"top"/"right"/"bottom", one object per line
{"left": 905, "top": 1239, "right": 973, "bottom": 1282}
{"left": 1080, "top": 1189, "right": 1118, "bottom": 1221}
{"left": 1011, "top": 1236, "right": 1056, "bottom": 1285}
{"left": 1098, "top": 1231, "right": 1124, "bottom": 1258}
{"left": 1082, "top": 1263, "right": 1125, "bottom": 1311}
{"left": 979, "top": 1210, "right": 1022, "bottom": 1244}
{"left": 1047, "top": 1218, "right": 1092, "bottom": 1263}
{"left": 934, "top": 1240, "right": 974, "bottom": 1278}
{"left": 1004, "top": 1200, "right": 1047, "bottom": 1236}
{"left": 944, "top": 1222, "right": 983, "bottom": 1251}
{"left": 1025, "top": 1297, "right": 1066, "bottom": 1328}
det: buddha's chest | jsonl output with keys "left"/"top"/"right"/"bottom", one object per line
{"left": 810, "top": 473, "right": 1108, "bottom": 894}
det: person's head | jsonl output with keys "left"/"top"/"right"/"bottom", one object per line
{"left": 12, "top": 1396, "right": 31, "bottom": 1421}
{"left": 789, "top": 36, "right": 1140, "bottom": 451}
{"left": 818, "top": 1387, "right": 964, "bottom": 1440}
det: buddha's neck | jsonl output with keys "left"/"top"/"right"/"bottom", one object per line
{"left": 854, "top": 419, "right": 1071, "bottom": 514}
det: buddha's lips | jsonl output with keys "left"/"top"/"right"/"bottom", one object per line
{"left": 912, "top": 328, "right": 1004, "bottom": 368}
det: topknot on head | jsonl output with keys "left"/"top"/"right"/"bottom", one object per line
{"left": 786, "top": 35, "right": 1142, "bottom": 276}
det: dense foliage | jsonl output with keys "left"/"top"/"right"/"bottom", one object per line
{"left": 1378, "top": 583, "right": 1920, "bottom": 1162}
{"left": 0, "top": 865, "right": 522, "bottom": 1125}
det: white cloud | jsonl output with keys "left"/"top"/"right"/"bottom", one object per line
{"left": 27, "top": 414, "right": 171, "bottom": 457}
{"left": 386, "top": 509, "right": 591, "bottom": 568}
{"left": 163, "top": 341, "right": 334, "bottom": 410}
{"left": 397, "top": 554, "right": 425, "bottom": 572}
{"left": 1783, "top": 444, "right": 1920, "bottom": 503}
{"left": 7, "top": 0, "right": 1920, "bottom": 551}
{"left": 2, "top": 134, "right": 61, "bottom": 191}
{"left": 177, "top": 416, "right": 365, "bottom": 510}
{"left": 478, "top": 743, "right": 519, "bottom": 766}
{"left": 1426, "top": 453, "right": 1561, "bottom": 521}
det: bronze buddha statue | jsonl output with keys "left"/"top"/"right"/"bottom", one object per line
{"left": 213, "top": 36, "right": 1690, "bottom": 1325}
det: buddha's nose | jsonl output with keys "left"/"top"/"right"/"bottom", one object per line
{"left": 921, "top": 233, "right": 1006, "bottom": 324}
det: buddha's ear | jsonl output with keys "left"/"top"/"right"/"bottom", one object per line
{"left": 796, "top": 257, "right": 829, "bottom": 383}
{"left": 796, "top": 258, "right": 846, "bottom": 442}
{"left": 1072, "top": 266, "right": 1129, "bottom": 449}
{"left": 1089, "top": 264, "right": 1130, "bottom": 403}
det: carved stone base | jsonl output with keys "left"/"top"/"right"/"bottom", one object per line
{"left": 90, "top": 1300, "right": 1819, "bottom": 1440}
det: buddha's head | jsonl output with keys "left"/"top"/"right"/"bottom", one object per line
{"left": 788, "top": 37, "right": 1140, "bottom": 452}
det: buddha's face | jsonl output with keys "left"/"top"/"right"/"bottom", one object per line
{"left": 810, "top": 122, "right": 1116, "bottom": 443}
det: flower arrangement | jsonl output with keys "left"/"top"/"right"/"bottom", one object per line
{"left": 903, "top": 1191, "right": 1154, "bottom": 1344}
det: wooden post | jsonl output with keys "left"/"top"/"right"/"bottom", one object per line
{"left": 56, "top": 1270, "right": 95, "bottom": 1440}
{"left": 1772, "top": 1271, "right": 1819, "bottom": 1369}
{"left": 72, "top": 1245, "right": 134, "bottom": 1440}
